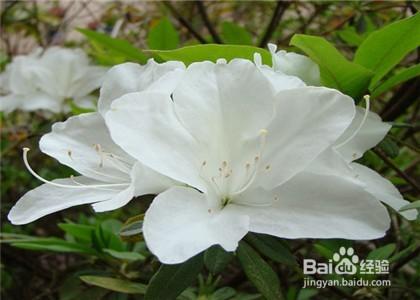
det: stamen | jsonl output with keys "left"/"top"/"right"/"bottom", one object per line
{"left": 23, "top": 148, "right": 129, "bottom": 190}
{"left": 336, "top": 95, "right": 371, "bottom": 149}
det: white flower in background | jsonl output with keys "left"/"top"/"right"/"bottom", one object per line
{"left": 268, "top": 43, "right": 321, "bottom": 86}
{"left": 105, "top": 59, "right": 391, "bottom": 264}
{"left": 0, "top": 47, "right": 107, "bottom": 114}
{"left": 7, "top": 59, "right": 184, "bottom": 225}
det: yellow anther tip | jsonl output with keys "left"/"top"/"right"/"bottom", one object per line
{"left": 259, "top": 129, "right": 268, "bottom": 136}
{"left": 23, "top": 147, "right": 30, "bottom": 152}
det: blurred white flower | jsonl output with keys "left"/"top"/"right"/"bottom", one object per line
{"left": 105, "top": 59, "right": 390, "bottom": 264}
{"left": 0, "top": 47, "right": 107, "bottom": 114}
{"left": 268, "top": 43, "right": 321, "bottom": 86}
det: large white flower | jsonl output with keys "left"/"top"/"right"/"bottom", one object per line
{"left": 105, "top": 59, "right": 390, "bottom": 264}
{"left": 0, "top": 47, "right": 107, "bottom": 113}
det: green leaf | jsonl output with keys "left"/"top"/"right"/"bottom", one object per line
{"left": 246, "top": 233, "right": 297, "bottom": 266}
{"left": 372, "top": 64, "right": 420, "bottom": 97}
{"left": 92, "top": 220, "right": 125, "bottom": 252}
{"left": 80, "top": 276, "right": 146, "bottom": 294}
{"left": 204, "top": 245, "right": 234, "bottom": 274}
{"left": 146, "top": 44, "right": 272, "bottom": 66}
{"left": 78, "top": 28, "right": 148, "bottom": 63}
{"left": 290, "top": 34, "right": 373, "bottom": 99}
{"left": 237, "top": 241, "right": 283, "bottom": 300}
{"left": 389, "top": 243, "right": 419, "bottom": 263}
{"left": 103, "top": 249, "right": 145, "bottom": 262}
{"left": 221, "top": 22, "right": 253, "bottom": 45}
{"left": 11, "top": 238, "right": 97, "bottom": 255}
{"left": 69, "top": 101, "right": 95, "bottom": 115}
{"left": 367, "top": 244, "right": 396, "bottom": 260}
{"left": 377, "top": 136, "right": 399, "bottom": 158}
{"left": 211, "top": 287, "right": 237, "bottom": 300}
{"left": 58, "top": 223, "right": 95, "bottom": 243}
{"left": 147, "top": 17, "right": 180, "bottom": 50}
{"left": 399, "top": 200, "right": 420, "bottom": 212}
{"left": 354, "top": 13, "right": 420, "bottom": 88}
{"left": 337, "top": 26, "right": 365, "bottom": 47}
{"left": 120, "top": 214, "right": 144, "bottom": 242}
{"left": 145, "top": 253, "right": 204, "bottom": 300}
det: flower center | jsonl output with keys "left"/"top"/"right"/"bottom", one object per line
{"left": 200, "top": 129, "right": 271, "bottom": 208}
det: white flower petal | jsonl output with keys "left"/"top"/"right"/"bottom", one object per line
{"left": 173, "top": 59, "right": 275, "bottom": 143}
{"left": 105, "top": 91, "right": 205, "bottom": 190}
{"left": 0, "top": 93, "right": 63, "bottom": 114}
{"left": 335, "top": 108, "right": 391, "bottom": 162}
{"left": 268, "top": 44, "right": 320, "bottom": 86}
{"left": 233, "top": 172, "right": 390, "bottom": 239}
{"left": 7, "top": 176, "right": 123, "bottom": 225}
{"left": 40, "top": 112, "right": 134, "bottom": 182}
{"left": 143, "top": 186, "right": 249, "bottom": 264}
{"left": 352, "top": 163, "right": 418, "bottom": 220}
{"left": 260, "top": 87, "right": 355, "bottom": 189}
{"left": 98, "top": 60, "right": 185, "bottom": 116}
{"left": 91, "top": 162, "right": 177, "bottom": 212}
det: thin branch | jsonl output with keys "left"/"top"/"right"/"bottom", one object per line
{"left": 258, "top": 1, "right": 290, "bottom": 47}
{"left": 163, "top": 1, "right": 207, "bottom": 44}
{"left": 195, "top": 1, "right": 222, "bottom": 43}
{"left": 372, "top": 148, "right": 420, "bottom": 193}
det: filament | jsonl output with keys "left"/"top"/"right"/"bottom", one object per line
{"left": 22, "top": 148, "right": 129, "bottom": 190}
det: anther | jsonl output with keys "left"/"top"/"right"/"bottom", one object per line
{"left": 265, "top": 165, "right": 271, "bottom": 171}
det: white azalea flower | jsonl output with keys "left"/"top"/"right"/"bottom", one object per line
{"left": 105, "top": 59, "right": 390, "bottom": 264}
{"left": 7, "top": 112, "right": 175, "bottom": 225}
{"left": 308, "top": 98, "right": 418, "bottom": 220}
{"left": 0, "top": 47, "right": 107, "bottom": 114}
{"left": 268, "top": 43, "right": 321, "bottom": 86}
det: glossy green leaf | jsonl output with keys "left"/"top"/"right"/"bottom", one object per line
{"left": 78, "top": 28, "right": 148, "bottom": 63}
{"left": 246, "top": 233, "right": 297, "bottom": 266}
{"left": 221, "top": 22, "right": 253, "bottom": 45}
{"left": 237, "top": 241, "right": 283, "bottom": 300}
{"left": 290, "top": 34, "right": 373, "bottom": 99}
{"left": 145, "top": 44, "right": 272, "bottom": 66}
{"left": 204, "top": 245, "right": 234, "bottom": 274}
{"left": 389, "top": 243, "right": 419, "bottom": 263}
{"left": 372, "top": 64, "right": 420, "bottom": 97}
{"left": 399, "top": 200, "right": 420, "bottom": 212}
{"left": 80, "top": 276, "right": 146, "bottom": 294}
{"left": 147, "top": 17, "right": 180, "bottom": 50}
{"left": 354, "top": 13, "right": 420, "bottom": 88}
{"left": 367, "top": 244, "right": 396, "bottom": 260}
{"left": 145, "top": 253, "right": 204, "bottom": 300}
